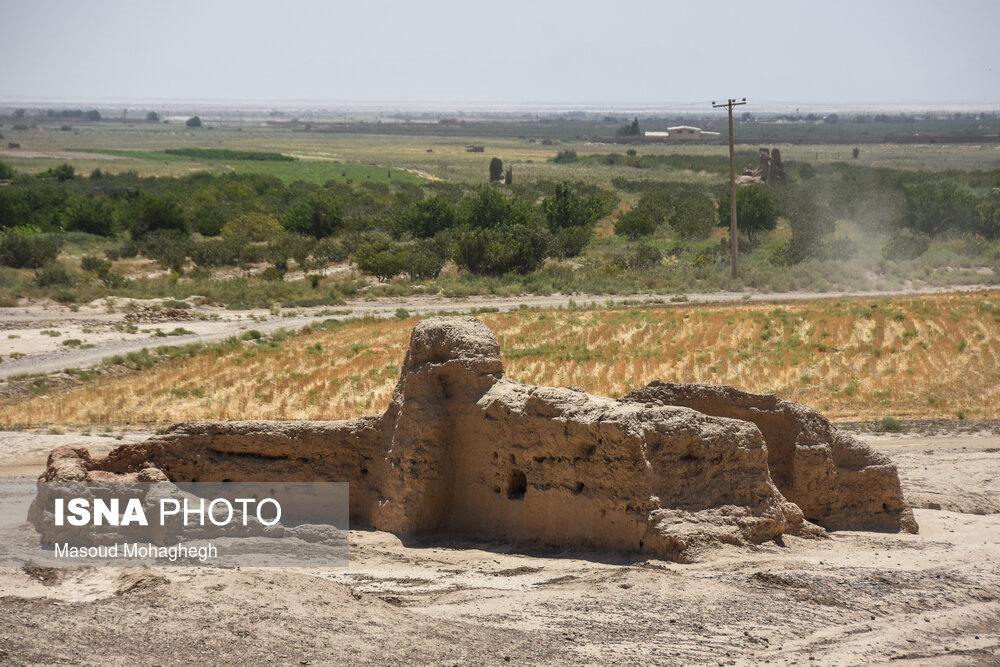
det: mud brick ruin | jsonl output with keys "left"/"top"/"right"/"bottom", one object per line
{"left": 42, "top": 317, "right": 917, "bottom": 561}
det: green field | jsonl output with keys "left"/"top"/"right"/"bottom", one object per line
{"left": 3, "top": 119, "right": 998, "bottom": 185}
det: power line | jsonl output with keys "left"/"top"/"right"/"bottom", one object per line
{"left": 712, "top": 97, "right": 747, "bottom": 280}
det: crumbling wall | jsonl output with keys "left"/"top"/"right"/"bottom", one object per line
{"left": 622, "top": 381, "right": 917, "bottom": 533}
{"left": 41, "top": 316, "right": 916, "bottom": 561}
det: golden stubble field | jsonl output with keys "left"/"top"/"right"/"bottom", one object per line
{"left": 2, "top": 291, "right": 998, "bottom": 428}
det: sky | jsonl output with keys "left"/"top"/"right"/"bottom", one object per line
{"left": 1, "top": 0, "right": 998, "bottom": 110}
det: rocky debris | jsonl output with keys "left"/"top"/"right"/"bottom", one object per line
{"left": 40, "top": 316, "right": 916, "bottom": 561}
{"left": 622, "top": 381, "right": 917, "bottom": 533}
{"left": 122, "top": 306, "right": 194, "bottom": 323}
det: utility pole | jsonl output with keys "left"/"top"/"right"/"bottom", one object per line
{"left": 712, "top": 97, "right": 747, "bottom": 279}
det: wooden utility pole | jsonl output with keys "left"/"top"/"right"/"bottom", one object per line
{"left": 712, "top": 98, "right": 747, "bottom": 279}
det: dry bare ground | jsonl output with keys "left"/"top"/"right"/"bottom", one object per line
{"left": 0, "top": 432, "right": 997, "bottom": 665}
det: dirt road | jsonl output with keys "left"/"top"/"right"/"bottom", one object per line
{"left": 0, "top": 432, "right": 997, "bottom": 664}
{"left": 2, "top": 285, "right": 994, "bottom": 381}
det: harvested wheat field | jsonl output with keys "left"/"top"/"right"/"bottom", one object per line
{"left": 2, "top": 290, "right": 998, "bottom": 428}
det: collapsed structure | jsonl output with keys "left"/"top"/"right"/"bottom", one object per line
{"left": 740, "top": 147, "right": 786, "bottom": 184}
{"left": 42, "top": 317, "right": 916, "bottom": 561}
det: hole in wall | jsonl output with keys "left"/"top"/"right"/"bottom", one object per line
{"left": 506, "top": 469, "right": 527, "bottom": 500}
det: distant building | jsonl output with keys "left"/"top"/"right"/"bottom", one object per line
{"left": 644, "top": 126, "right": 721, "bottom": 141}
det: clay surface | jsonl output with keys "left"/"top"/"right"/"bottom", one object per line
{"left": 39, "top": 316, "right": 916, "bottom": 561}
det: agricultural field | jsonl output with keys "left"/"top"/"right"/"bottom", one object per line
{"left": 3, "top": 119, "right": 1000, "bottom": 184}
{"left": 2, "top": 290, "right": 997, "bottom": 429}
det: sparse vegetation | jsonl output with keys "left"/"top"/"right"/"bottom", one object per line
{"left": 2, "top": 291, "right": 996, "bottom": 428}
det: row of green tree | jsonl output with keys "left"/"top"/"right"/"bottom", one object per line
{"left": 0, "top": 162, "right": 617, "bottom": 278}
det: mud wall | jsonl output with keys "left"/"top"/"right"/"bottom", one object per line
{"left": 43, "top": 317, "right": 916, "bottom": 561}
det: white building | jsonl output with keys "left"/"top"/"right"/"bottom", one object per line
{"left": 644, "top": 126, "right": 721, "bottom": 141}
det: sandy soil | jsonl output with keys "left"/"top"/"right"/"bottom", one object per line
{"left": 1, "top": 285, "right": 995, "bottom": 381}
{"left": 0, "top": 431, "right": 997, "bottom": 665}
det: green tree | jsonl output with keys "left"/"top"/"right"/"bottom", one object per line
{"left": 400, "top": 196, "right": 456, "bottom": 238}
{"left": 899, "top": 182, "right": 977, "bottom": 236}
{"left": 38, "top": 164, "right": 75, "bottom": 181}
{"left": 716, "top": 185, "right": 779, "bottom": 243}
{"left": 614, "top": 206, "right": 658, "bottom": 240}
{"left": 223, "top": 212, "right": 283, "bottom": 243}
{"left": 543, "top": 183, "right": 601, "bottom": 257}
{"left": 61, "top": 196, "right": 118, "bottom": 236}
{"left": 779, "top": 185, "right": 834, "bottom": 263}
{"left": 976, "top": 197, "right": 1000, "bottom": 240}
{"left": 669, "top": 192, "right": 715, "bottom": 239}
{"left": 186, "top": 116, "right": 202, "bottom": 128}
{"left": 458, "top": 186, "right": 531, "bottom": 229}
{"left": 396, "top": 238, "right": 447, "bottom": 280}
{"left": 139, "top": 230, "right": 190, "bottom": 273}
{"left": 281, "top": 191, "right": 343, "bottom": 238}
{"left": 146, "top": 111, "right": 159, "bottom": 122}
{"left": 355, "top": 232, "right": 403, "bottom": 282}
{"left": 543, "top": 183, "right": 597, "bottom": 231}
{"left": 134, "top": 194, "right": 188, "bottom": 237}
{"left": 452, "top": 223, "right": 549, "bottom": 275}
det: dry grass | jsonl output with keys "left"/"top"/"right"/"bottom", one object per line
{"left": 3, "top": 291, "right": 999, "bottom": 428}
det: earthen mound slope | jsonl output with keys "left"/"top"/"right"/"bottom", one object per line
{"left": 40, "top": 316, "right": 916, "bottom": 561}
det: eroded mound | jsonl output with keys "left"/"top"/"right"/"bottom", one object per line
{"left": 41, "top": 316, "right": 916, "bottom": 561}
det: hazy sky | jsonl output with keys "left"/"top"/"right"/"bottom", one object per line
{"left": 2, "top": 0, "right": 998, "bottom": 109}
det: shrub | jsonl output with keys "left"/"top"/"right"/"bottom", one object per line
{"left": 614, "top": 207, "right": 658, "bottom": 239}
{"left": 34, "top": 262, "right": 76, "bottom": 287}
{"left": 81, "top": 255, "right": 112, "bottom": 276}
{"left": 883, "top": 228, "right": 930, "bottom": 260}
{"left": 140, "top": 230, "right": 190, "bottom": 273}
{"left": 627, "top": 244, "right": 663, "bottom": 270}
{"left": 821, "top": 237, "right": 859, "bottom": 261}
{"left": 550, "top": 226, "right": 593, "bottom": 258}
{"left": 874, "top": 416, "right": 905, "bottom": 433}
{"left": 0, "top": 232, "right": 64, "bottom": 269}
{"left": 669, "top": 192, "right": 715, "bottom": 239}
{"left": 261, "top": 266, "right": 286, "bottom": 281}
